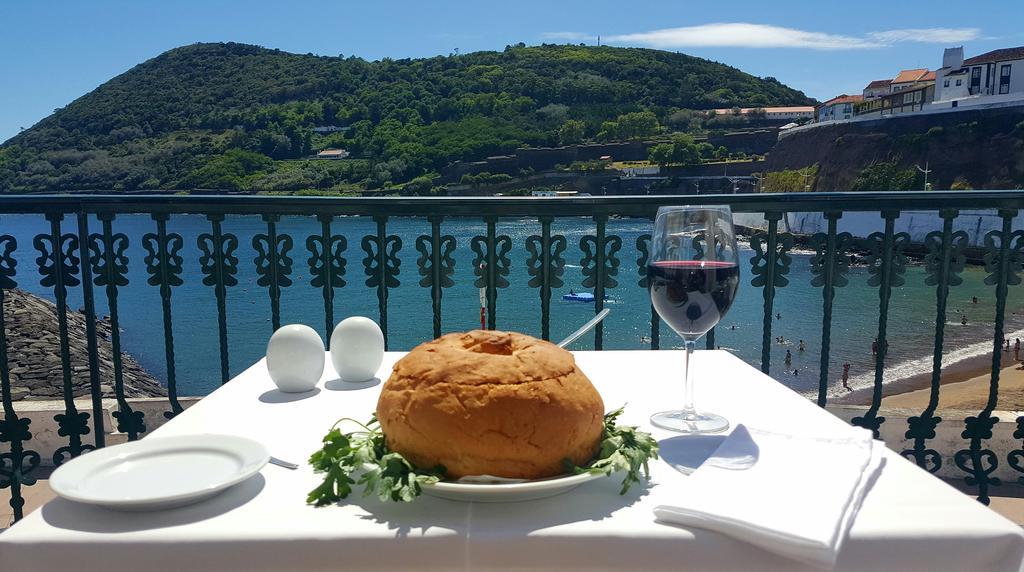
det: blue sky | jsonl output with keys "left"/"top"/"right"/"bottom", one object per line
{"left": 1, "top": 0, "right": 1022, "bottom": 143}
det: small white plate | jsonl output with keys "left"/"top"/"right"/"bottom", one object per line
{"left": 50, "top": 434, "right": 268, "bottom": 511}
{"left": 422, "top": 471, "right": 603, "bottom": 503}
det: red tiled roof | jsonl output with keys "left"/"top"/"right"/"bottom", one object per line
{"left": 760, "top": 106, "right": 816, "bottom": 113}
{"left": 707, "top": 106, "right": 815, "bottom": 115}
{"left": 822, "top": 94, "right": 864, "bottom": 106}
{"left": 964, "top": 46, "right": 1024, "bottom": 66}
{"left": 865, "top": 79, "right": 892, "bottom": 89}
{"left": 892, "top": 69, "right": 929, "bottom": 84}
{"left": 921, "top": 71, "right": 936, "bottom": 81}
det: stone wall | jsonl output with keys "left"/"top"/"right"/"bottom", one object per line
{"left": 659, "top": 160, "right": 761, "bottom": 178}
{"left": 13, "top": 397, "right": 200, "bottom": 466}
{"left": 3, "top": 288, "right": 164, "bottom": 401}
{"left": 707, "top": 129, "right": 779, "bottom": 155}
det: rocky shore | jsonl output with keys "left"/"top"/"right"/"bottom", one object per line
{"left": 3, "top": 289, "right": 165, "bottom": 401}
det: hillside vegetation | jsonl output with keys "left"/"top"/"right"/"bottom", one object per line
{"left": 0, "top": 42, "right": 812, "bottom": 193}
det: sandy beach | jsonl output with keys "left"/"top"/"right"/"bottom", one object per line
{"left": 833, "top": 347, "right": 1024, "bottom": 411}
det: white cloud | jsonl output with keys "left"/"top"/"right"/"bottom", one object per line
{"left": 867, "top": 28, "right": 981, "bottom": 44}
{"left": 583, "top": 23, "right": 982, "bottom": 51}
{"left": 608, "top": 23, "right": 875, "bottom": 50}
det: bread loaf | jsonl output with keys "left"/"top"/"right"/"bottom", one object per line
{"left": 376, "top": 330, "right": 605, "bottom": 479}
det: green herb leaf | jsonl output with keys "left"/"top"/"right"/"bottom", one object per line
{"left": 567, "top": 406, "right": 660, "bottom": 494}
{"left": 306, "top": 417, "right": 446, "bottom": 506}
{"left": 307, "top": 406, "right": 658, "bottom": 506}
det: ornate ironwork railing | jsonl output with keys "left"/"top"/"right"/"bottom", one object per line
{"left": 2, "top": 191, "right": 1024, "bottom": 521}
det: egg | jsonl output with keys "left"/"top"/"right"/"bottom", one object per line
{"left": 330, "top": 317, "right": 385, "bottom": 382}
{"left": 266, "top": 324, "right": 325, "bottom": 393}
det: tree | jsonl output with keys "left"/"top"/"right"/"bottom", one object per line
{"left": 675, "top": 143, "right": 701, "bottom": 165}
{"left": 648, "top": 143, "right": 674, "bottom": 166}
{"left": 537, "top": 103, "right": 570, "bottom": 123}
{"left": 665, "top": 109, "right": 699, "bottom": 131}
{"left": 558, "top": 120, "right": 586, "bottom": 145}
{"left": 403, "top": 174, "right": 437, "bottom": 196}
{"left": 762, "top": 164, "right": 819, "bottom": 193}
{"left": 850, "top": 162, "right": 920, "bottom": 191}
{"left": 179, "top": 149, "right": 272, "bottom": 190}
{"left": 615, "top": 111, "right": 660, "bottom": 139}
{"left": 647, "top": 135, "right": 701, "bottom": 166}
{"left": 597, "top": 120, "right": 619, "bottom": 142}
{"left": 950, "top": 177, "right": 974, "bottom": 190}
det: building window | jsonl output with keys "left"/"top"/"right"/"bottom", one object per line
{"left": 956, "top": 79, "right": 962, "bottom": 86}
{"left": 1000, "top": 64, "right": 1011, "bottom": 94}
{"left": 944, "top": 79, "right": 950, "bottom": 87}
{"left": 971, "top": 67, "right": 982, "bottom": 93}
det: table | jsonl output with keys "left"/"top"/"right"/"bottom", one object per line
{"left": 2, "top": 350, "right": 1022, "bottom": 572}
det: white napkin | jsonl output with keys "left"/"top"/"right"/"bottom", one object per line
{"left": 654, "top": 424, "right": 885, "bottom": 569}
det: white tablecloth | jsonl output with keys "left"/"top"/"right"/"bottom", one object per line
{"left": 2, "top": 350, "right": 1022, "bottom": 572}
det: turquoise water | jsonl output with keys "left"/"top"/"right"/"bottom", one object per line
{"left": 3, "top": 214, "right": 1023, "bottom": 398}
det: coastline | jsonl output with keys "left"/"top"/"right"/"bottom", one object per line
{"left": 832, "top": 346, "right": 1024, "bottom": 410}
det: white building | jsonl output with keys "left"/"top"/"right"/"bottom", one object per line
{"left": 862, "top": 79, "right": 892, "bottom": 100}
{"left": 312, "top": 126, "right": 347, "bottom": 134}
{"left": 316, "top": 149, "right": 350, "bottom": 159}
{"left": 963, "top": 47, "right": 1024, "bottom": 96}
{"left": 816, "top": 95, "right": 863, "bottom": 122}
{"left": 934, "top": 47, "right": 971, "bottom": 102}
{"left": 934, "top": 46, "right": 1024, "bottom": 105}
{"left": 889, "top": 69, "right": 934, "bottom": 93}
{"left": 707, "top": 106, "right": 815, "bottom": 121}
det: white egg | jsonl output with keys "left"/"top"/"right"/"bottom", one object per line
{"left": 266, "top": 324, "right": 325, "bottom": 393}
{"left": 330, "top": 317, "right": 384, "bottom": 382}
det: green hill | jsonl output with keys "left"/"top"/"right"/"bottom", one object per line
{"left": 0, "top": 42, "right": 813, "bottom": 193}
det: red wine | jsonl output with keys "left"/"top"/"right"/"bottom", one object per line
{"left": 648, "top": 260, "right": 740, "bottom": 337}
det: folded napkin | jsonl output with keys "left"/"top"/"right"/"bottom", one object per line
{"left": 654, "top": 424, "right": 884, "bottom": 569}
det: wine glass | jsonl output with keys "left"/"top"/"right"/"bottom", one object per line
{"left": 647, "top": 205, "right": 740, "bottom": 433}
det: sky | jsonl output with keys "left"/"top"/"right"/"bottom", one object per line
{"left": 1, "top": 0, "right": 1022, "bottom": 143}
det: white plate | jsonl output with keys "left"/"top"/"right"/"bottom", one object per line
{"left": 422, "top": 471, "right": 603, "bottom": 503}
{"left": 50, "top": 434, "right": 269, "bottom": 511}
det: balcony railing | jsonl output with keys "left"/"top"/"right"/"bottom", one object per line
{"left": 854, "top": 84, "right": 934, "bottom": 117}
{"left": 2, "top": 191, "right": 1024, "bottom": 521}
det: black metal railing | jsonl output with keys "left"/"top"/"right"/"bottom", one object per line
{"left": 2, "top": 191, "right": 1024, "bottom": 521}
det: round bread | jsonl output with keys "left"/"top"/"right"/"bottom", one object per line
{"left": 376, "top": 330, "right": 605, "bottom": 480}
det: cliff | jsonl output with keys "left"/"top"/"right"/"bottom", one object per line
{"left": 766, "top": 106, "right": 1024, "bottom": 191}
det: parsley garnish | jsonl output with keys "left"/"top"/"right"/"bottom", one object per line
{"left": 306, "top": 415, "right": 445, "bottom": 507}
{"left": 565, "top": 406, "right": 660, "bottom": 494}
{"left": 307, "top": 407, "right": 659, "bottom": 506}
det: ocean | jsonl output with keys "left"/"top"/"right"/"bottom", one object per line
{"left": 3, "top": 213, "right": 1022, "bottom": 399}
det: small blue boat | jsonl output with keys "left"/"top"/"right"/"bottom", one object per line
{"left": 562, "top": 291, "right": 608, "bottom": 302}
